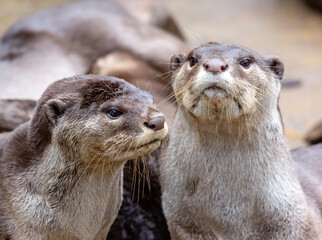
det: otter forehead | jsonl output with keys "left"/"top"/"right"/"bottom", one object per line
{"left": 79, "top": 77, "right": 153, "bottom": 108}
{"left": 187, "top": 43, "right": 266, "bottom": 67}
{"left": 40, "top": 75, "right": 153, "bottom": 108}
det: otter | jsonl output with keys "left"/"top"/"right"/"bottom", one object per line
{"left": 0, "top": 0, "right": 188, "bottom": 100}
{"left": 160, "top": 42, "right": 322, "bottom": 239}
{"left": 0, "top": 75, "right": 168, "bottom": 240}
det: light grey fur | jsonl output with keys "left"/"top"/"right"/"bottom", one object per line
{"left": 161, "top": 43, "right": 322, "bottom": 240}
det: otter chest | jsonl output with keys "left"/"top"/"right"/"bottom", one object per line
{"left": 13, "top": 166, "right": 124, "bottom": 240}
{"left": 163, "top": 141, "right": 302, "bottom": 239}
{"left": 58, "top": 168, "right": 123, "bottom": 240}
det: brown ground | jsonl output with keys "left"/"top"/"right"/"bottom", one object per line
{"left": 1, "top": 0, "right": 321, "bottom": 148}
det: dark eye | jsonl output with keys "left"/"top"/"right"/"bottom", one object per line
{"left": 189, "top": 56, "right": 198, "bottom": 67}
{"left": 240, "top": 59, "right": 252, "bottom": 69}
{"left": 107, "top": 109, "right": 122, "bottom": 119}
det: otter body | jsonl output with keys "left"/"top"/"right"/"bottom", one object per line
{"left": 161, "top": 43, "right": 322, "bottom": 239}
{"left": 0, "top": 75, "right": 167, "bottom": 239}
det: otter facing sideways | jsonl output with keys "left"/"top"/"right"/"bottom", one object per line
{"left": 0, "top": 75, "right": 168, "bottom": 240}
{"left": 161, "top": 43, "right": 322, "bottom": 240}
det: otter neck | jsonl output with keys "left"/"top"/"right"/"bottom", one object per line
{"left": 174, "top": 105, "right": 295, "bottom": 173}
{"left": 33, "top": 141, "right": 125, "bottom": 208}
{"left": 170, "top": 105, "right": 309, "bottom": 216}
{"left": 183, "top": 102, "right": 284, "bottom": 142}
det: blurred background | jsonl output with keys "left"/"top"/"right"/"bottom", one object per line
{"left": 1, "top": 0, "right": 321, "bottom": 148}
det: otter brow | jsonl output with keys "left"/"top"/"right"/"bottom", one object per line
{"left": 80, "top": 82, "right": 123, "bottom": 108}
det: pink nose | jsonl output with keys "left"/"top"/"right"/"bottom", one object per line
{"left": 144, "top": 114, "right": 165, "bottom": 131}
{"left": 203, "top": 59, "right": 229, "bottom": 74}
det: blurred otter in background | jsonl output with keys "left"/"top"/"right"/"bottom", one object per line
{"left": 0, "top": 99, "right": 36, "bottom": 132}
{"left": 0, "top": 0, "right": 187, "bottom": 100}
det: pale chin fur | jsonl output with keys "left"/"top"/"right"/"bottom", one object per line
{"left": 184, "top": 68, "right": 256, "bottom": 121}
{"left": 112, "top": 122, "right": 168, "bottom": 161}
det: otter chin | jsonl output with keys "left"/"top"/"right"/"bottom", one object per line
{"left": 107, "top": 128, "right": 168, "bottom": 162}
{"left": 0, "top": 75, "right": 167, "bottom": 240}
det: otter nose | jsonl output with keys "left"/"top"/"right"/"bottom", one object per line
{"left": 144, "top": 114, "right": 165, "bottom": 131}
{"left": 203, "top": 59, "right": 228, "bottom": 74}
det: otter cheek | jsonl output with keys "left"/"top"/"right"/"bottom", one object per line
{"left": 240, "top": 88, "right": 257, "bottom": 114}
{"left": 182, "top": 93, "right": 192, "bottom": 111}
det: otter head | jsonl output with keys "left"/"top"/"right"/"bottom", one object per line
{"left": 30, "top": 75, "right": 168, "bottom": 163}
{"left": 170, "top": 42, "right": 284, "bottom": 123}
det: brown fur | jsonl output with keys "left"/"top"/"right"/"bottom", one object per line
{"left": 161, "top": 43, "right": 322, "bottom": 240}
{"left": 0, "top": 75, "right": 168, "bottom": 240}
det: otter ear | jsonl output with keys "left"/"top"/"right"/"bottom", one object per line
{"left": 207, "top": 41, "right": 219, "bottom": 45}
{"left": 265, "top": 56, "right": 284, "bottom": 81}
{"left": 44, "top": 99, "right": 67, "bottom": 125}
{"left": 170, "top": 53, "right": 186, "bottom": 72}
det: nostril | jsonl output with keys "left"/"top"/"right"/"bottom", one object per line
{"left": 144, "top": 122, "right": 155, "bottom": 129}
{"left": 144, "top": 115, "right": 165, "bottom": 131}
{"left": 221, "top": 64, "right": 229, "bottom": 72}
{"left": 203, "top": 63, "right": 209, "bottom": 70}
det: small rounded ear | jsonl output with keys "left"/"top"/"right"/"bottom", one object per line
{"left": 206, "top": 41, "right": 219, "bottom": 45}
{"left": 170, "top": 53, "right": 186, "bottom": 72}
{"left": 43, "top": 99, "right": 67, "bottom": 125}
{"left": 265, "top": 56, "right": 284, "bottom": 80}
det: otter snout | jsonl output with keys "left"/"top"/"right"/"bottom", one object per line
{"left": 203, "top": 58, "right": 229, "bottom": 74}
{"left": 144, "top": 113, "right": 165, "bottom": 131}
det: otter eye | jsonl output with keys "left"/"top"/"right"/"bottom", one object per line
{"left": 189, "top": 56, "right": 198, "bottom": 67}
{"left": 107, "top": 109, "right": 122, "bottom": 119}
{"left": 240, "top": 59, "right": 252, "bottom": 69}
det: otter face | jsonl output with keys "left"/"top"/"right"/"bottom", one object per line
{"left": 39, "top": 76, "right": 168, "bottom": 163}
{"left": 170, "top": 43, "right": 284, "bottom": 122}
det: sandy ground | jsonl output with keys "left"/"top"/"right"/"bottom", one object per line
{"left": 1, "top": 0, "right": 321, "bottom": 148}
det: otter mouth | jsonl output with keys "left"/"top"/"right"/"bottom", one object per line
{"left": 116, "top": 125, "right": 167, "bottom": 161}
{"left": 202, "top": 84, "right": 227, "bottom": 98}
{"left": 136, "top": 139, "right": 160, "bottom": 149}
{"left": 204, "top": 84, "right": 226, "bottom": 93}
